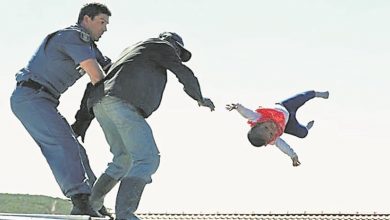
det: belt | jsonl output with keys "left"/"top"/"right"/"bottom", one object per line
{"left": 17, "top": 80, "right": 55, "bottom": 97}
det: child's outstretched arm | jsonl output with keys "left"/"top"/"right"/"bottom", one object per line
{"left": 226, "top": 103, "right": 260, "bottom": 121}
{"left": 275, "top": 137, "right": 301, "bottom": 166}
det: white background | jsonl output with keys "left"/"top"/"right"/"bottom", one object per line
{"left": 1, "top": 0, "right": 389, "bottom": 213}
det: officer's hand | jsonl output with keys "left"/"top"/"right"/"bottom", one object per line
{"left": 198, "top": 98, "right": 215, "bottom": 111}
{"left": 98, "top": 56, "right": 112, "bottom": 73}
{"left": 225, "top": 103, "right": 238, "bottom": 111}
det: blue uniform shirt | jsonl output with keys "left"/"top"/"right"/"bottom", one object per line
{"left": 15, "top": 25, "right": 101, "bottom": 98}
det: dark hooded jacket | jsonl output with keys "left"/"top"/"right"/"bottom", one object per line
{"left": 73, "top": 37, "right": 206, "bottom": 140}
{"left": 87, "top": 37, "right": 204, "bottom": 118}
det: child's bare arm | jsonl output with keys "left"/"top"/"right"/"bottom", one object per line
{"left": 226, "top": 103, "right": 260, "bottom": 121}
{"left": 274, "top": 137, "right": 300, "bottom": 166}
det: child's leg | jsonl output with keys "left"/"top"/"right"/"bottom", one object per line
{"left": 279, "top": 90, "right": 316, "bottom": 112}
{"left": 279, "top": 90, "right": 316, "bottom": 138}
{"left": 283, "top": 113, "right": 309, "bottom": 138}
{"left": 315, "top": 91, "right": 329, "bottom": 99}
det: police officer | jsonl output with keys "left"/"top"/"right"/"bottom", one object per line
{"left": 10, "top": 3, "right": 111, "bottom": 217}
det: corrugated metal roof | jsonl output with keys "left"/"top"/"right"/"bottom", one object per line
{"left": 0, "top": 213, "right": 107, "bottom": 220}
{"left": 0, "top": 213, "right": 389, "bottom": 220}
{"left": 136, "top": 213, "right": 390, "bottom": 220}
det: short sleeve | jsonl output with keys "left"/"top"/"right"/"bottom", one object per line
{"left": 60, "top": 31, "right": 95, "bottom": 64}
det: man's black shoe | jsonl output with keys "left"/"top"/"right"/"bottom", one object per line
{"left": 70, "top": 193, "right": 102, "bottom": 217}
{"left": 99, "top": 205, "right": 114, "bottom": 219}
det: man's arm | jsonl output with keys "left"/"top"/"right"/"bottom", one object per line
{"left": 80, "top": 58, "right": 106, "bottom": 85}
{"left": 94, "top": 44, "right": 112, "bottom": 73}
{"left": 156, "top": 43, "right": 214, "bottom": 111}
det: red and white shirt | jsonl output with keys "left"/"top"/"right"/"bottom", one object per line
{"left": 235, "top": 104, "right": 297, "bottom": 158}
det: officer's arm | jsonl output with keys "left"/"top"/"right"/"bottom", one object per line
{"left": 80, "top": 58, "right": 105, "bottom": 85}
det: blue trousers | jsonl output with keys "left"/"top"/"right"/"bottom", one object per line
{"left": 10, "top": 86, "right": 95, "bottom": 197}
{"left": 280, "top": 90, "right": 316, "bottom": 138}
{"left": 93, "top": 95, "right": 160, "bottom": 183}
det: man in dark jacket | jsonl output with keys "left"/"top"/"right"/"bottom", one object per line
{"left": 72, "top": 32, "right": 215, "bottom": 220}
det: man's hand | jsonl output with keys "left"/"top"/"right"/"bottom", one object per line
{"left": 225, "top": 103, "right": 238, "bottom": 111}
{"left": 97, "top": 56, "right": 112, "bottom": 73}
{"left": 198, "top": 98, "right": 215, "bottom": 111}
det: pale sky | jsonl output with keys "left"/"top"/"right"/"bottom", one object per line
{"left": 1, "top": 0, "right": 390, "bottom": 213}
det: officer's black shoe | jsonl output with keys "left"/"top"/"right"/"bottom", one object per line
{"left": 99, "top": 205, "right": 114, "bottom": 220}
{"left": 70, "top": 193, "right": 103, "bottom": 217}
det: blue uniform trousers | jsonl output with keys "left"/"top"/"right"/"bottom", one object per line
{"left": 10, "top": 86, "right": 94, "bottom": 197}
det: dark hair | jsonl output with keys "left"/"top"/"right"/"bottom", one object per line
{"left": 77, "top": 3, "right": 111, "bottom": 24}
{"left": 247, "top": 126, "right": 266, "bottom": 147}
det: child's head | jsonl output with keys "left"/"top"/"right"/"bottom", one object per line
{"left": 247, "top": 121, "right": 278, "bottom": 147}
